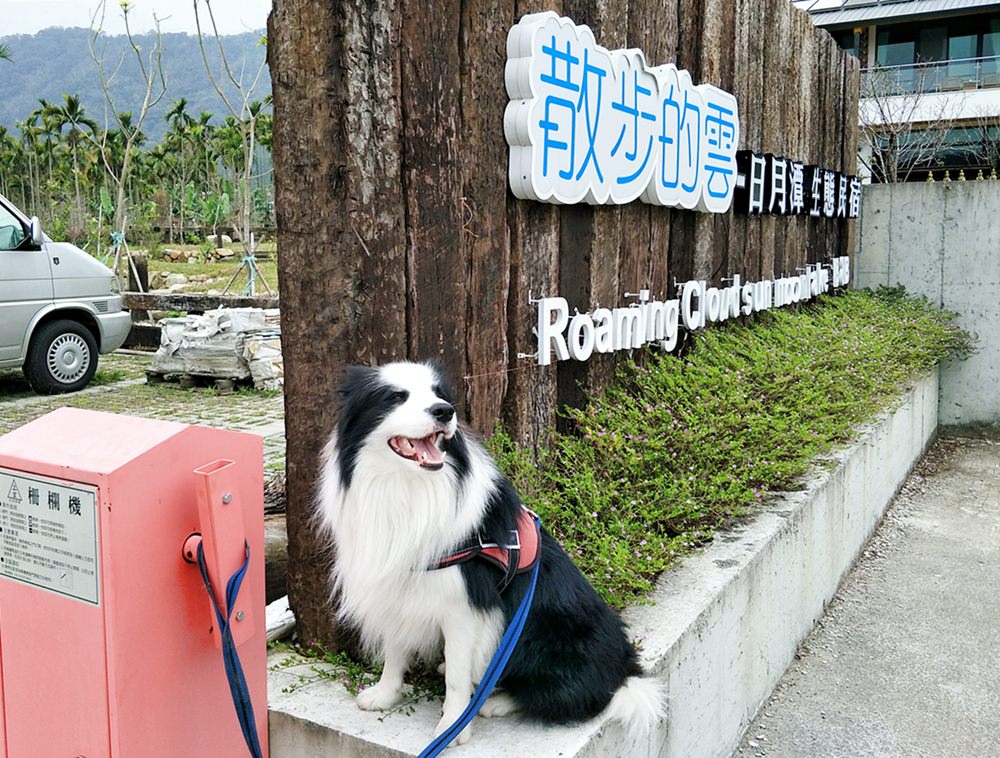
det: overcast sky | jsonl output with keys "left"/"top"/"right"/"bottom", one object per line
{"left": 1, "top": 0, "right": 271, "bottom": 36}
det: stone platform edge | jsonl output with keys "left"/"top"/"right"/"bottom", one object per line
{"left": 267, "top": 371, "right": 938, "bottom": 758}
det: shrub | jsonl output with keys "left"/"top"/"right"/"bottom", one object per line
{"left": 489, "top": 288, "right": 973, "bottom": 607}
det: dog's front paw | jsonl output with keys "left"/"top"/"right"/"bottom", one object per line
{"left": 433, "top": 712, "right": 472, "bottom": 747}
{"left": 357, "top": 683, "right": 403, "bottom": 711}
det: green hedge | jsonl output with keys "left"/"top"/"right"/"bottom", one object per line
{"left": 490, "top": 288, "right": 974, "bottom": 607}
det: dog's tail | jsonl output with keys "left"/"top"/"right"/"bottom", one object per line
{"left": 605, "top": 675, "right": 667, "bottom": 738}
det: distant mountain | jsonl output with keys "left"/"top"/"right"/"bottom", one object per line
{"left": 0, "top": 26, "right": 270, "bottom": 143}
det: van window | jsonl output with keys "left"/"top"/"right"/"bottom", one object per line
{"left": 0, "top": 204, "right": 26, "bottom": 250}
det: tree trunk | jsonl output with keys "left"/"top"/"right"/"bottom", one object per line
{"left": 269, "top": 0, "right": 408, "bottom": 649}
{"left": 114, "top": 145, "right": 133, "bottom": 236}
{"left": 72, "top": 142, "right": 83, "bottom": 229}
{"left": 242, "top": 122, "right": 255, "bottom": 256}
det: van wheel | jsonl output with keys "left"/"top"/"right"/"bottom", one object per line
{"left": 24, "top": 320, "right": 99, "bottom": 394}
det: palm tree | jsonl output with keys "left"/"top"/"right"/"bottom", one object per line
{"left": 193, "top": 111, "right": 218, "bottom": 189}
{"left": 46, "top": 95, "right": 99, "bottom": 227}
{"left": 0, "top": 126, "right": 24, "bottom": 200}
{"left": 164, "top": 98, "right": 198, "bottom": 237}
{"left": 0, "top": 43, "right": 12, "bottom": 62}
{"left": 166, "top": 98, "right": 195, "bottom": 131}
{"left": 28, "top": 100, "right": 61, "bottom": 190}
{"left": 15, "top": 118, "right": 39, "bottom": 209}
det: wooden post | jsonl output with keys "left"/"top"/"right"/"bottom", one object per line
{"left": 128, "top": 252, "right": 149, "bottom": 322}
{"left": 269, "top": 0, "right": 408, "bottom": 648}
{"left": 128, "top": 253, "right": 149, "bottom": 292}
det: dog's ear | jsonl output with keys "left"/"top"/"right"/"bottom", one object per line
{"left": 338, "top": 365, "right": 377, "bottom": 399}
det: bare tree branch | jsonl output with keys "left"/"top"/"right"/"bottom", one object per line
{"left": 968, "top": 107, "right": 1000, "bottom": 171}
{"left": 858, "top": 65, "right": 965, "bottom": 182}
{"left": 193, "top": 0, "right": 270, "bottom": 270}
{"left": 88, "top": 0, "right": 167, "bottom": 242}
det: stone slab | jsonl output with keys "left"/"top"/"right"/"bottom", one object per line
{"left": 855, "top": 182, "right": 1000, "bottom": 425}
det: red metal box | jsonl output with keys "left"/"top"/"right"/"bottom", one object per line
{"left": 0, "top": 408, "right": 267, "bottom": 757}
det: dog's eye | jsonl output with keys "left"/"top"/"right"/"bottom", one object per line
{"left": 390, "top": 389, "right": 409, "bottom": 402}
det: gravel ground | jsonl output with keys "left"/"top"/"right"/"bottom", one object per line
{"left": 733, "top": 432, "right": 1000, "bottom": 758}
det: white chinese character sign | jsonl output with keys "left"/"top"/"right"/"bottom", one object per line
{"left": 504, "top": 11, "right": 740, "bottom": 213}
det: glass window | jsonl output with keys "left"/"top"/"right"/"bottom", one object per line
{"left": 983, "top": 18, "right": 1000, "bottom": 58}
{"left": 985, "top": 33, "right": 1000, "bottom": 58}
{"left": 948, "top": 33, "right": 977, "bottom": 60}
{"left": 877, "top": 28, "right": 916, "bottom": 66}
{"left": 835, "top": 29, "right": 858, "bottom": 58}
{"left": 918, "top": 27, "right": 947, "bottom": 61}
{"left": 948, "top": 34, "right": 977, "bottom": 79}
{"left": 0, "top": 204, "right": 26, "bottom": 251}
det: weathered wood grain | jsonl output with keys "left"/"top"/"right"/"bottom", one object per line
{"left": 122, "top": 293, "right": 280, "bottom": 311}
{"left": 636, "top": 0, "right": 678, "bottom": 300}
{"left": 554, "top": 1, "right": 626, "bottom": 418}
{"left": 502, "top": 0, "right": 563, "bottom": 447}
{"left": 400, "top": 0, "right": 467, "bottom": 409}
{"left": 269, "top": 0, "right": 408, "bottom": 649}
{"left": 842, "top": 51, "right": 861, "bottom": 264}
{"left": 461, "top": 0, "right": 516, "bottom": 433}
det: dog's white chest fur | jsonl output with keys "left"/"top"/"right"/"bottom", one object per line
{"left": 334, "top": 471, "right": 477, "bottom": 656}
{"left": 319, "top": 434, "right": 502, "bottom": 664}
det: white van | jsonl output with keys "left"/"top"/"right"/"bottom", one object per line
{"left": 0, "top": 193, "right": 131, "bottom": 393}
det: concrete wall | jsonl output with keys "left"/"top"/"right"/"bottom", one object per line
{"left": 267, "top": 373, "right": 939, "bottom": 758}
{"left": 855, "top": 181, "right": 1000, "bottom": 426}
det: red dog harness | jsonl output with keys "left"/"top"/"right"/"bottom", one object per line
{"left": 431, "top": 507, "right": 541, "bottom": 592}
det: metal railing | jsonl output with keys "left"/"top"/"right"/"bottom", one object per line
{"left": 862, "top": 55, "right": 1000, "bottom": 96}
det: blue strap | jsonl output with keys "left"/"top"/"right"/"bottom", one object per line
{"left": 418, "top": 517, "right": 542, "bottom": 758}
{"left": 196, "top": 541, "right": 265, "bottom": 758}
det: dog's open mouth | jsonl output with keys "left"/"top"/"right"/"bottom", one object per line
{"left": 388, "top": 433, "right": 446, "bottom": 470}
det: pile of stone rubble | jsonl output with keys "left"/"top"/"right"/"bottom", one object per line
{"left": 151, "top": 307, "right": 283, "bottom": 390}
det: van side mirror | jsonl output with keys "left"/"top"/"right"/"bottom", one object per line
{"left": 29, "top": 216, "right": 43, "bottom": 247}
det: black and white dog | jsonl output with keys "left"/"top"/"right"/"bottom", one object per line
{"left": 316, "top": 361, "right": 665, "bottom": 747}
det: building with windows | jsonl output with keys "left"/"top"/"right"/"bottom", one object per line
{"left": 798, "top": 0, "right": 1000, "bottom": 181}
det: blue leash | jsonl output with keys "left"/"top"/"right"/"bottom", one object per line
{"left": 196, "top": 541, "right": 265, "bottom": 758}
{"left": 418, "top": 516, "right": 542, "bottom": 758}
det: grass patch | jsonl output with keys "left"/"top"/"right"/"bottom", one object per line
{"left": 89, "top": 368, "right": 129, "bottom": 386}
{"left": 269, "top": 641, "right": 445, "bottom": 715}
{"left": 489, "top": 288, "right": 973, "bottom": 608}
{"left": 0, "top": 352, "right": 148, "bottom": 400}
{"left": 146, "top": 250, "right": 279, "bottom": 294}
{"left": 228, "top": 385, "right": 282, "bottom": 399}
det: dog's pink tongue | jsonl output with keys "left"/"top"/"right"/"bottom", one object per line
{"left": 412, "top": 436, "right": 444, "bottom": 467}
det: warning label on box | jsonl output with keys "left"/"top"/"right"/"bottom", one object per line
{"left": 0, "top": 468, "right": 99, "bottom": 605}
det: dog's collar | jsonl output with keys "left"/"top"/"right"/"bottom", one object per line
{"left": 430, "top": 506, "right": 541, "bottom": 592}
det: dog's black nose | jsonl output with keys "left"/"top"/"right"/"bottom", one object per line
{"left": 429, "top": 402, "right": 455, "bottom": 424}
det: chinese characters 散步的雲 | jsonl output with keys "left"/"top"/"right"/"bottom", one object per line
{"left": 505, "top": 12, "right": 740, "bottom": 213}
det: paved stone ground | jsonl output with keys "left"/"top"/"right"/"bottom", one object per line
{"left": 0, "top": 352, "right": 286, "bottom": 472}
{"left": 733, "top": 432, "right": 1000, "bottom": 758}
